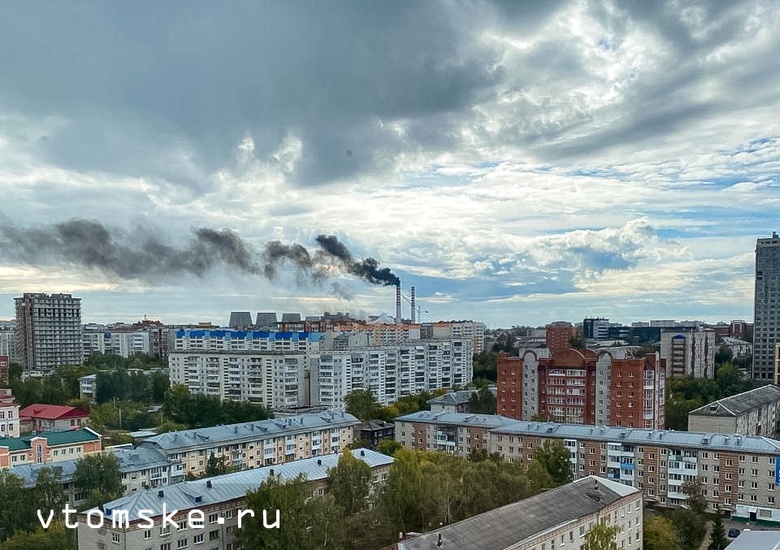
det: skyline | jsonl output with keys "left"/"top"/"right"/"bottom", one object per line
{"left": 1, "top": 1, "right": 778, "bottom": 327}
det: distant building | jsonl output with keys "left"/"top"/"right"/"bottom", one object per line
{"left": 546, "top": 321, "right": 576, "bottom": 355}
{"left": 0, "top": 354, "right": 8, "bottom": 384}
{"left": 428, "top": 390, "right": 473, "bottom": 413}
{"left": 228, "top": 311, "right": 253, "bottom": 329}
{"left": 0, "top": 427, "right": 101, "bottom": 468}
{"left": 687, "top": 385, "right": 780, "bottom": 437}
{"left": 76, "top": 449, "right": 393, "bottom": 550}
{"left": 754, "top": 232, "right": 780, "bottom": 380}
{"left": 359, "top": 420, "right": 395, "bottom": 448}
{"left": 0, "top": 389, "right": 20, "bottom": 437}
{"left": 138, "top": 412, "right": 360, "bottom": 477}
{"left": 19, "top": 404, "right": 90, "bottom": 433}
{"left": 396, "top": 476, "right": 643, "bottom": 550}
{"left": 720, "top": 337, "right": 753, "bottom": 359}
{"left": 395, "top": 412, "right": 517, "bottom": 455}
{"left": 15, "top": 292, "right": 83, "bottom": 375}
{"left": 583, "top": 317, "right": 611, "bottom": 340}
{"left": 0, "top": 320, "right": 17, "bottom": 363}
{"left": 660, "top": 326, "right": 716, "bottom": 378}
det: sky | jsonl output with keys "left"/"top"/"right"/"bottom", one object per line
{"left": 0, "top": 0, "right": 778, "bottom": 329}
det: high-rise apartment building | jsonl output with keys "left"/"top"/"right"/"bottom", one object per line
{"left": 755, "top": 232, "right": 780, "bottom": 380}
{"left": 15, "top": 293, "right": 83, "bottom": 375}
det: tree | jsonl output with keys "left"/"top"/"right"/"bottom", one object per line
{"left": 73, "top": 453, "right": 123, "bottom": 511}
{"left": 377, "top": 439, "right": 402, "bottom": 456}
{"left": 668, "top": 507, "right": 707, "bottom": 550}
{"left": 569, "top": 333, "right": 586, "bottom": 350}
{"left": 205, "top": 453, "right": 230, "bottom": 477}
{"left": 532, "top": 440, "right": 572, "bottom": 486}
{"left": 709, "top": 508, "right": 729, "bottom": 550}
{"left": 643, "top": 514, "right": 681, "bottom": 550}
{"left": 0, "top": 470, "right": 29, "bottom": 540}
{"left": 344, "top": 389, "right": 381, "bottom": 421}
{"left": 468, "top": 387, "right": 496, "bottom": 414}
{"left": 583, "top": 519, "right": 620, "bottom": 550}
{"left": 328, "top": 451, "right": 372, "bottom": 516}
{"left": 0, "top": 521, "right": 76, "bottom": 550}
{"left": 32, "top": 467, "right": 65, "bottom": 517}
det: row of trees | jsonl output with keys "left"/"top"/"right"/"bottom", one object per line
{"left": 344, "top": 388, "right": 448, "bottom": 422}
{"left": 238, "top": 443, "right": 573, "bottom": 550}
{"left": 0, "top": 453, "right": 123, "bottom": 548}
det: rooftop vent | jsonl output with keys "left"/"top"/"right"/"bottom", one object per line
{"left": 206, "top": 480, "right": 212, "bottom": 488}
{"left": 157, "top": 490, "right": 164, "bottom": 499}
{"left": 317, "top": 459, "right": 322, "bottom": 466}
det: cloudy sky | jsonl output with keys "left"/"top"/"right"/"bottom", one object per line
{"left": 0, "top": 0, "right": 778, "bottom": 328}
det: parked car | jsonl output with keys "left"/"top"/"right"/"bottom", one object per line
{"left": 727, "top": 528, "right": 741, "bottom": 538}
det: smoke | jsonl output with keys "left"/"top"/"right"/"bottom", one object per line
{"left": 315, "top": 234, "right": 400, "bottom": 286}
{"left": 0, "top": 219, "right": 399, "bottom": 288}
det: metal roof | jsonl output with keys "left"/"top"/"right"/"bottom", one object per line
{"left": 688, "top": 384, "right": 780, "bottom": 417}
{"left": 398, "top": 476, "right": 639, "bottom": 550}
{"left": 727, "top": 530, "right": 780, "bottom": 550}
{"left": 9, "top": 460, "right": 78, "bottom": 488}
{"left": 398, "top": 412, "right": 780, "bottom": 454}
{"left": 139, "top": 412, "right": 359, "bottom": 453}
{"left": 93, "top": 448, "right": 393, "bottom": 521}
{"left": 427, "top": 391, "right": 473, "bottom": 406}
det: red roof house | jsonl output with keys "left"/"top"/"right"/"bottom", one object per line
{"left": 19, "top": 404, "right": 90, "bottom": 433}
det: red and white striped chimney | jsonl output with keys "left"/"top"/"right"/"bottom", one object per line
{"left": 411, "top": 286, "right": 416, "bottom": 324}
{"left": 396, "top": 283, "right": 402, "bottom": 324}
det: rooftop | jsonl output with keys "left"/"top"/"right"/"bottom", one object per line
{"left": 93, "top": 448, "right": 392, "bottom": 521}
{"left": 728, "top": 530, "right": 780, "bottom": 550}
{"left": 428, "top": 390, "right": 473, "bottom": 407}
{"left": 689, "top": 385, "right": 780, "bottom": 418}
{"left": 139, "top": 412, "right": 359, "bottom": 452}
{"left": 19, "top": 404, "right": 90, "bottom": 420}
{"left": 395, "top": 411, "right": 519, "bottom": 429}
{"left": 397, "top": 476, "right": 639, "bottom": 550}
{"left": 0, "top": 427, "right": 101, "bottom": 451}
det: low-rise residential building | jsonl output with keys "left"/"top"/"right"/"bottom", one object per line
{"left": 0, "top": 427, "right": 102, "bottom": 468}
{"left": 396, "top": 476, "right": 643, "bottom": 550}
{"left": 394, "top": 412, "right": 780, "bottom": 521}
{"left": 688, "top": 384, "right": 780, "bottom": 437}
{"left": 110, "top": 445, "right": 186, "bottom": 493}
{"left": 0, "top": 388, "right": 20, "bottom": 437}
{"left": 359, "top": 420, "right": 395, "bottom": 448}
{"left": 77, "top": 448, "right": 393, "bottom": 550}
{"left": 395, "top": 411, "right": 517, "bottom": 455}
{"left": 19, "top": 403, "right": 90, "bottom": 433}
{"left": 428, "top": 390, "right": 473, "bottom": 413}
{"left": 138, "top": 412, "right": 359, "bottom": 477}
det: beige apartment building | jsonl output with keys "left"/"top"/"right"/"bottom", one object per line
{"left": 688, "top": 384, "right": 780, "bottom": 437}
{"left": 138, "top": 412, "right": 359, "bottom": 478}
{"left": 396, "top": 412, "right": 780, "bottom": 523}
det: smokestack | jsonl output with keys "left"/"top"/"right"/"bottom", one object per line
{"left": 396, "top": 283, "right": 402, "bottom": 324}
{"left": 411, "top": 286, "right": 416, "bottom": 324}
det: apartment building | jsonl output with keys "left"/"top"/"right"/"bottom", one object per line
{"left": 83, "top": 324, "right": 153, "bottom": 358}
{"left": 0, "top": 427, "right": 101, "bottom": 468}
{"left": 688, "top": 384, "right": 780, "bottom": 437}
{"left": 0, "top": 354, "right": 8, "bottom": 384}
{"left": 171, "top": 328, "right": 321, "bottom": 353}
{"left": 76, "top": 448, "right": 393, "bottom": 550}
{"left": 138, "top": 412, "right": 359, "bottom": 477}
{"left": 0, "top": 388, "right": 20, "bottom": 437}
{"left": 395, "top": 411, "right": 518, "bottom": 455}
{"left": 169, "top": 351, "right": 311, "bottom": 409}
{"left": 660, "top": 326, "right": 717, "bottom": 378}
{"left": 316, "top": 338, "right": 473, "bottom": 410}
{"left": 497, "top": 349, "right": 666, "bottom": 429}
{"left": 755, "top": 232, "right": 780, "bottom": 380}
{"left": 395, "top": 412, "right": 780, "bottom": 521}
{"left": 15, "top": 292, "right": 83, "bottom": 375}
{"left": 0, "top": 321, "right": 18, "bottom": 364}
{"left": 397, "top": 476, "right": 642, "bottom": 550}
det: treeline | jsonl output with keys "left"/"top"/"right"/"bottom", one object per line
{"left": 162, "top": 385, "right": 274, "bottom": 429}
{"left": 238, "top": 443, "right": 572, "bottom": 550}
{"left": 665, "top": 363, "right": 766, "bottom": 430}
{"left": 344, "top": 388, "right": 448, "bottom": 422}
{"left": 0, "top": 453, "right": 123, "bottom": 549}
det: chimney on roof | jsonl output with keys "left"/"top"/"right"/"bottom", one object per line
{"left": 317, "top": 459, "right": 322, "bottom": 466}
{"left": 206, "top": 480, "right": 212, "bottom": 488}
{"left": 157, "top": 490, "right": 164, "bottom": 499}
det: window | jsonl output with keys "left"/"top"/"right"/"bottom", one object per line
{"left": 112, "top": 533, "right": 121, "bottom": 544}
{"left": 193, "top": 534, "right": 204, "bottom": 545}
{"left": 209, "top": 530, "right": 220, "bottom": 540}
{"left": 161, "top": 544, "right": 171, "bottom": 550}
{"left": 145, "top": 531, "right": 152, "bottom": 540}
{"left": 177, "top": 540, "right": 189, "bottom": 549}
{"left": 208, "top": 514, "right": 219, "bottom": 524}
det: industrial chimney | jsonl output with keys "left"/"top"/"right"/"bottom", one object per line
{"left": 396, "top": 282, "right": 402, "bottom": 324}
{"left": 411, "top": 286, "right": 416, "bottom": 324}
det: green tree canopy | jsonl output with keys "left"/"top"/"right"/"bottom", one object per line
{"left": 532, "top": 440, "right": 572, "bottom": 486}
{"left": 345, "top": 389, "right": 381, "bottom": 421}
{"left": 328, "top": 451, "right": 372, "bottom": 516}
{"left": 73, "top": 453, "right": 123, "bottom": 511}
{"left": 709, "top": 508, "right": 728, "bottom": 550}
{"left": 583, "top": 519, "right": 620, "bottom": 550}
{"left": 643, "top": 514, "right": 681, "bottom": 550}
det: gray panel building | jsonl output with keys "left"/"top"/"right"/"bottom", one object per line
{"left": 15, "top": 293, "right": 83, "bottom": 375}
{"left": 688, "top": 384, "right": 780, "bottom": 437}
{"left": 755, "top": 232, "right": 780, "bottom": 380}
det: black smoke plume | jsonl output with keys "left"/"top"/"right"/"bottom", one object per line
{"left": 0, "top": 219, "right": 398, "bottom": 287}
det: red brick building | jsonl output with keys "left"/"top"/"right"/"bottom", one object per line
{"left": 497, "top": 348, "right": 666, "bottom": 429}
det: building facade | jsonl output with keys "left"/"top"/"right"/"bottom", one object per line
{"left": 497, "top": 349, "right": 666, "bottom": 429}
{"left": 0, "top": 427, "right": 101, "bottom": 468}
{"left": 0, "top": 389, "right": 20, "bottom": 438}
{"left": 395, "top": 411, "right": 780, "bottom": 521}
{"left": 19, "top": 404, "right": 90, "bottom": 433}
{"left": 756, "top": 232, "right": 780, "bottom": 380}
{"left": 76, "top": 449, "right": 393, "bottom": 550}
{"left": 660, "top": 326, "right": 717, "bottom": 378}
{"left": 688, "top": 385, "right": 780, "bottom": 437}
{"left": 138, "top": 412, "right": 359, "bottom": 478}
{"left": 15, "top": 293, "right": 83, "bottom": 375}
